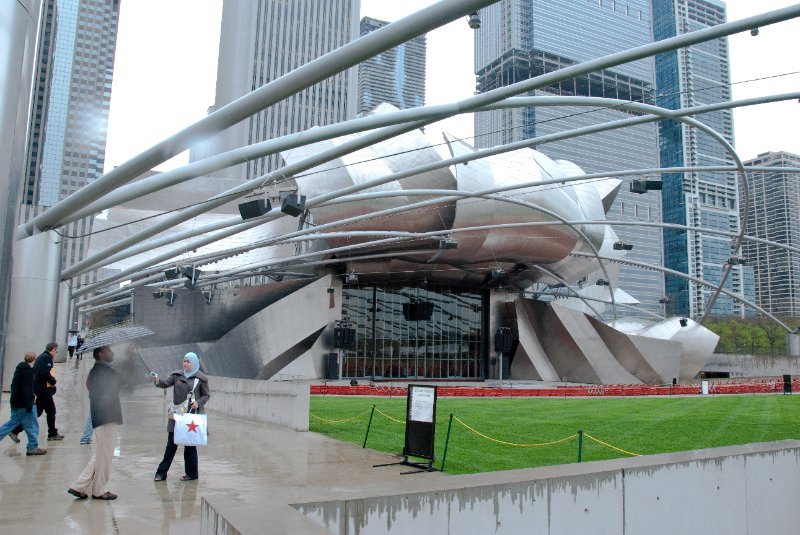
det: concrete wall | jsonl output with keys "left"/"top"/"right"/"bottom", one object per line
{"left": 3, "top": 230, "right": 62, "bottom": 387}
{"left": 295, "top": 441, "right": 800, "bottom": 535}
{"left": 204, "top": 375, "right": 310, "bottom": 431}
{"left": 704, "top": 353, "right": 800, "bottom": 377}
{"left": 206, "top": 275, "right": 340, "bottom": 380}
{"left": 0, "top": 0, "right": 39, "bottom": 391}
{"left": 133, "top": 279, "right": 312, "bottom": 348}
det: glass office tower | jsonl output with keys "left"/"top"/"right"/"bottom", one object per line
{"left": 357, "top": 16, "right": 426, "bottom": 115}
{"left": 741, "top": 151, "right": 800, "bottom": 317}
{"left": 474, "top": 0, "right": 663, "bottom": 318}
{"left": 192, "top": 0, "right": 360, "bottom": 180}
{"left": 22, "top": 0, "right": 120, "bottom": 289}
{"left": 652, "top": 0, "right": 749, "bottom": 318}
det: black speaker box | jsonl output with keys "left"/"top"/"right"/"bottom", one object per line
{"left": 333, "top": 327, "right": 355, "bottom": 349}
{"left": 325, "top": 353, "right": 339, "bottom": 380}
{"left": 281, "top": 193, "right": 307, "bottom": 217}
{"left": 238, "top": 198, "right": 271, "bottom": 220}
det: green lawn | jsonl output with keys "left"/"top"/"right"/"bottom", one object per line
{"left": 309, "top": 395, "right": 800, "bottom": 475}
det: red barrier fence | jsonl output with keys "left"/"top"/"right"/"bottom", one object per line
{"left": 311, "top": 378, "right": 800, "bottom": 398}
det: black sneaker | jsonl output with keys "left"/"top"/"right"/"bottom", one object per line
{"left": 9, "top": 432, "right": 20, "bottom": 444}
{"left": 26, "top": 447, "right": 47, "bottom": 455}
{"left": 47, "top": 434, "right": 65, "bottom": 441}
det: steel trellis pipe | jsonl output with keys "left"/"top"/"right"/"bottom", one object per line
{"left": 51, "top": 9, "right": 800, "bottom": 274}
{"left": 62, "top": 92, "right": 799, "bottom": 283}
{"left": 17, "top": 0, "right": 498, "bottom": 238}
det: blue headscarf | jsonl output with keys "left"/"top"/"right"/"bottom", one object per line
{"left": 183, "top": 352, "right": 200, "bottom": 378}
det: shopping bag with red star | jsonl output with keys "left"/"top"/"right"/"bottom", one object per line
{"left": 173, "top": 413, "right": 208, "bottom": 446}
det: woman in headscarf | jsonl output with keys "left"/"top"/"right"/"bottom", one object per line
{"left": 151, "top": 352, "right": 210, "bottom": 481}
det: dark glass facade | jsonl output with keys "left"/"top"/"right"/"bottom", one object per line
{"left": 474, "top": 0, "right": 663, "bottom": 319}
{"left": 340, "top": 283, "right": 487, "bottom": 379}
{"left": 652, "top": 0, "right": 748, "bottom": 318}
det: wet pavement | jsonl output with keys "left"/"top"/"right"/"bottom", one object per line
{"left": 0, "top": 359, "right": 426, "bottom": 534}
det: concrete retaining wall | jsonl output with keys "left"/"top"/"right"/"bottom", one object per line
{"left": 705, "top": 354, "right": 800, "bottom": 377}
{"left": 296, "top": 441, "right": 800, "bottom": 535}
{"left": 204, "top": 375, "right": 310, "bottom": 431}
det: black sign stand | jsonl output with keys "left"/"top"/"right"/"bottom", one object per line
{"left": 373, "top": 384, "right": 437, "bottom": 474}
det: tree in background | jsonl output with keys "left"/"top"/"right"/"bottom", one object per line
{"left": 704, "top": 316, "right": 797, "bottom": 355}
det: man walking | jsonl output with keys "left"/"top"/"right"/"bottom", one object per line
{"left": 68, "top": 345, "right": 123, "bottom": 500}
{"left": 11, "top": 342, "right": 63, "bottom": 441}
{"left": 0, "top": 352, "right": 47, "bottom": 455}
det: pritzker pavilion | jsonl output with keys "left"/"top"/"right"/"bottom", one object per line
{"left": 4, "top": 0, "right": 800, "bottom": 389}
{"left": 6, "top": 2, "right": 800, "bottom": 533}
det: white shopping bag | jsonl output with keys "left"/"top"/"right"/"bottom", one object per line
{"left": 173, "top": 413, "right": 208, "bottom": 446}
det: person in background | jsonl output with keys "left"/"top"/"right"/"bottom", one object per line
{"left": 0, "top": 352, "right": 47, "bottom": 455}
{"left": 67, "top": 331, "right": 78, "bottom": 360}
{"left": 151, "top": 352, "right": 210, "bottom": 482}
{"left": 76, "top": 333, "right": 85, "bottom": 361}
{"left": 68, "top": 346, "right": 123, "bottom": 500}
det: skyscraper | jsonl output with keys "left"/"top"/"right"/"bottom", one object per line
{"left": 21, "top": 0, "right": 121, "bottom": 289}
{"left": 474, "top": 0, "right": 663, "bottom": 318}
{"left": 192, "top": 0, "right": 360, "bottom": 180}
{"left": 741, "top": 151, "right": 800, "bottom": 317}
{"left": 357, "top": 16, "right": 426, "bottom": 115}
{"left": 652, "top": 0, "right": 749, "bottom": 318}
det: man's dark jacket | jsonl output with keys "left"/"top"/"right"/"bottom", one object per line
{"left": 10, "top": 361, "right": 35, "bottom": 411}
{"left": 88, "top": 361, "right": 123, "bottom": 428}
{"left": 31, "top": 351, "right": 56, "bottom": 395}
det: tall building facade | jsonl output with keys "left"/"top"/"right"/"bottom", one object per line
{"left": 357, "top": 16, "right": 426, "bottom": 115}
{"left": 741, "top": 151, "right": 800, "bottom": 317}
{"left": 474, "top": 0, "right": 664, "bottom": 318}
{"left": 21, "top": 0, "right": 120, "bottom": 289}
{"left": 652, "top": 0, "right": 750, "bottom": 318}
{"left": 192, "top": 0, "right": 360, "bottom": 180}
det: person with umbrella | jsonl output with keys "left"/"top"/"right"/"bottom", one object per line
{"left": 68, "top": 345, "right": 123, "bottom": 500}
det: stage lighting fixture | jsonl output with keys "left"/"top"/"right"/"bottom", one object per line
{"left": 438, "top": 237, "right": 458, "bottom": 250}
{"left": 596, "top": 278, "right": 610, "bottom": 286}
{"left": 346, "top": 273, "right": 359, "bottom": 284}
{"left": 613, "top": 241, "right": 633, "bottom": 251}
{"left": 679, "top": 318, "right": 688, "bottom": 327}
{"left": 164, "top": 268, "right": 181, "bottom": 280}
{"left": 166, "top": 291, "right": 177, "bottom": 307}
{"left": 468, "top": 11, "right": 481, "bottom": 29}
{"left": 630, "top": 179, "right": 662, "bottom": 194}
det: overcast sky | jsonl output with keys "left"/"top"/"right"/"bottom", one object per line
{"left": 104, "top": 0, "right": 800, "bottom": 173}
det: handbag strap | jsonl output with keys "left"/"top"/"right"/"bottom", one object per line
{"left": 188, "top": 377, "right": 200, "bottom": 412}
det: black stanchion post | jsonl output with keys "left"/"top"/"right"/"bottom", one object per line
{"left": 577, "top": 430, "right": 584, "bottom": 463}
{"left": 440, "top": 414, "right": 454, "bottom": 473}
{"left": 363, "top": 405, "right": 376, "bottom": 448}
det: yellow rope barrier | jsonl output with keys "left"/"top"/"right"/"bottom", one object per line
{"left": 583, "top": 432, "right": 641, "bottom": 457}
{"left": 309, "top": 409, "right": 372, "bottom": 424}
{"left": 452, "top": 416, "right": 579, "bottom": 447}
{"left": 373, "top": 407, "right": 405, "bottom": 424}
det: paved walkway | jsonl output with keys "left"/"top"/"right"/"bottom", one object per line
{"left": 0, "top": 359, "right": 423, "bottom": 534}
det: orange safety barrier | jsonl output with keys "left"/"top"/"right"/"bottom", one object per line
{"left": 311, "top": 377, "right": 796, "bottom": 398}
